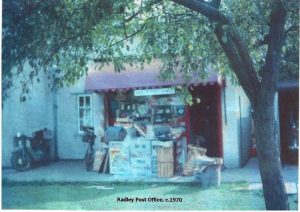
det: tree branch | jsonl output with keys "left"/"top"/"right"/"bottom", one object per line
{"left": 93, "top": 24, "right": 146, "bottom": 62}
{"left": 124, "top": 0, "right": 162, "bottom": 23}
{"left": 285, "top": 24, "right": 298, "bottom": 36}
{"left": 170, "top": 0, "right": 260, "bottom": 101}
{"left": 170, "top": 0, "right": 229, "bottom": 24}
{"left": 228, "top": 28, "right": 259, "bottom": 84}
{"left": 260, "top": 0, "right": 287, "bottom": 90}
{"left": 255, "top": 23, "right": 297, "bottom": 47}
{"left": 255, "top": 34, "right": 270, "bottom": 47}
{"left": 196, "top": 0, "right": 221, "bottom": 9}
{"left": 43, "top": 29, "right": 92, "bottom": 66}
{"left": 215, "top": 25, "right": 259, "bottom": 101}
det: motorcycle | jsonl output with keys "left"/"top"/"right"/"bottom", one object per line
{"left": 11, "top": 128, "right": 52, "bottom": 171}
{"left": 82, "top": 126, "right": 96, "bottom": 171}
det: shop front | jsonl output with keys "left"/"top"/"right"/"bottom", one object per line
{"left": 85, "top": 62, "right": 223, "bottom": 177}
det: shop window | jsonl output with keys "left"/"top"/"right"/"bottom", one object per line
{"left": 107, "top": 90, "right": 186, "bottom": 126}
{"left": 77, "top": 94, "right": 93, "bottom": 133}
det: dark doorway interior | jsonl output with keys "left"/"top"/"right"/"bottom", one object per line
{"left": 279, "top": 88, "right": 299, "bottom": 164}
{"left": 188, "top": 84, "right": 223, "bottom": 157}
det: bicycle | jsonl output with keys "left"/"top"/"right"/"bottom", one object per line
{"left": 82, "top": 126, "right": 96, "bottom": 171}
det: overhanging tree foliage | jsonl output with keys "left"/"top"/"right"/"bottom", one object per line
{"left": 2, "top": 0, "right": 299, "bottom": 210}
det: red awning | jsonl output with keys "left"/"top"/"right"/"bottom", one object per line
{"left": 85, "top": 61, "right": 221, "bottom": 92}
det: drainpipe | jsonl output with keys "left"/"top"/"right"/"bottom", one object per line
{"left": 53, "top": 91, "right": 59, "bottom": 161}
{"left": 223, "top": 87, "right": 227, "bottom": 125}
{"left": 239, "top": 96, "right": 243, "bottom": 167}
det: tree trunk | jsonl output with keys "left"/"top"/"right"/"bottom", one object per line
{"left": 252, "top": 90, "right": 289, "bottom": 210}
{"left": 170, "top": 0, "right": 289, "bottom": 209}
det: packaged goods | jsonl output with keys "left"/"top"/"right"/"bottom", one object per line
{"left": 183, "top": 145, "right": 209, "bottom": 176}
{"left": 105, "top": 126, "right": 127, "bottom": 141}
{"left": 109, "top": 141, "right": 130, "bottom": 175}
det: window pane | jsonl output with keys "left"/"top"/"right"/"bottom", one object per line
{"left": 79, "top": 109, "right": 84, "bottom": 119}
{"left": 85, "top": 96, "right": 90, "bottom": 107}
{"left": 85, "top": 109, "right": 91, "bottom": 126}
{"left": 80, "top": 120, "right": 84, "bottom": 131}
{"left": 85, "top": 108, "right": 91, "bottom": 114}
{"left": 78, "top": 95, "right": 92, "bottom": 132}
{"left": 79, "top": 96, "right": 84, "bottom": 107}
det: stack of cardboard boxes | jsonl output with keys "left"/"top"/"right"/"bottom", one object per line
{"left": 130, "top": 138, "right": 152, "bottom": 176}
{"left": 109, "top": 141, "right": 131, "bottom": 175}
{"left": 108, "top": 132, "right": 187, "bottom": 177}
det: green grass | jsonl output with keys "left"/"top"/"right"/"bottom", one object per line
{"left": 2, "top": 181, "right": 298, "bottom": 210}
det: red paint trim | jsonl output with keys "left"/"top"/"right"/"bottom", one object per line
{"left": 216, "top": 85, "right": 223, "bottom": 157}
{"left": 104, "top": 93, "right": 113, "bottom": 126}
{"left": 184, "top": 106, "right": 191, "bottom": 145}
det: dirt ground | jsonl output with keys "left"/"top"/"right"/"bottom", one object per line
{"left": 2, "top": 182, "right": 298, "bottom": 210}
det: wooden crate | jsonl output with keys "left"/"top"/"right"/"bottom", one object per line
{"left": 157, "top": 146, "right": 174, "bottom": 162}
{"left": 158, "top": 161, "right": 174, "bottom": 177}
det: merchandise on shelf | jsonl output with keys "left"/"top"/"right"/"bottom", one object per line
{"left": 106, "top": 90, "right": 189, "bottom": 177}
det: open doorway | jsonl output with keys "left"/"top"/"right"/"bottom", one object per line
{"left": 279, "top": 88, "right": 299, "bottom": 164}
{"left": 188, "top": 84, "right": 223, "bottom": 157}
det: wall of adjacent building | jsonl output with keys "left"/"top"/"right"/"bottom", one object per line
{"left": 2, "top": 66, "right": 105, "bottom": 167}
{"left": 221, "top": 79, "right": 252, "bottom": 168}
{"left": 2, "top": 65, "right": 53, "bottom": 167}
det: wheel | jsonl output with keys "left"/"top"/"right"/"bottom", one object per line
{"left": 85, "top": 154, "right": 93, "bottom": 171}
{"left": 11, "top": 151, "right": 31, "bottom": 171}
{"left": 85, "top": 147, "right": 94, "bottom": 171}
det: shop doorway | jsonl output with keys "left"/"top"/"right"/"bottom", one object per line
{"left": 188, "top": 84, "right": 223, "bottom": 157}
{"left": 279, "top": 88, "right": 299, "bottom": 164}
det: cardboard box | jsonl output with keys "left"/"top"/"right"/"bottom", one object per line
{"left": 131, "top": 167, "right": 152, "bottom": 176}
{"left": 109, "top": 141, "right": 131, "bottom": 175}
{"left": 130, "top": 138, "right": 151, "bottom": 157}
{"left": 131, "top": 156, "right": 151, "bottom": 168}
{"left": 151, "top": 157, "right": 158, "bottom": 174}
{"left": 130, "top": 156, "right": 152, "bottom": 176}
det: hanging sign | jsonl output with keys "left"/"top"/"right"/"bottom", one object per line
{"left": 134, "top": 87, "right": 175, "bottom": 96}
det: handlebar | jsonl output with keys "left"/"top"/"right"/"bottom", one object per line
{"left": 82, "top": 126, "right": 96, "bottom": 143}
{"left": 83, "top": 126, "right": 94, "bottom": 133}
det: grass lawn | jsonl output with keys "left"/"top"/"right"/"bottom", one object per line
{"left": 2, "top": 181, "right": 298, "bottom": 210}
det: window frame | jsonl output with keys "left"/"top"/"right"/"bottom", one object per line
{"left": 77, "top": 94, "right": 93, "bottom": 134}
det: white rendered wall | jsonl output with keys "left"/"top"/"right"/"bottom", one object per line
{"left": 2, "top": 67, "right": 105, "bottom": 166}
{"left": 221, "top": 80, "right": 252, "bottom": 168}
{"left": 56, "top": 77, "right": 105, "bottom": 160}
{"left": 2, "top": 65, "right": 52, "bottom": 167}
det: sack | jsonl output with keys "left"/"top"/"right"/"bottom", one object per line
{"left": 183, "top": 145, "right": 207, "bottom": 176}
{"left": 104, "top": 126, "right": 127, "bottom": 141}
